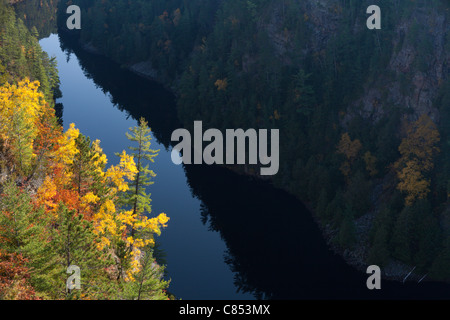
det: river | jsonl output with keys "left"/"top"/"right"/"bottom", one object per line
{"left": 39, "top": 32, "right": 450, "bottom": 300}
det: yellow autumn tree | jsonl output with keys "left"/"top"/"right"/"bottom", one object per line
{"left": 0, "top": 78, "right": 45, "bottom": 174}
{"left": 36, "top": 118, "right": 168, "bottom": 281}
{"left": 364, "top": 151, "right": 378, "bottom": 177}
{"left": 116, "top": 118, "right": 170, "bottom": 280}
{"left": 35, "top": 123, "right": 81, "bottom": 216}
{"left": 337, "top": 132, "right": 362, "bottom": 178}
{"left": 395, "top": 114, "right": 440, "bottom": 206}
{"left": 0, "top": 78, "right": 170, "bottom": 296}
{"left": 214, "top": 78, "right": 228, "bottom": 91}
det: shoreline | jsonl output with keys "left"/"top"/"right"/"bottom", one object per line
{"left": 71, "top": 36, "right": 433, "bottom": 286}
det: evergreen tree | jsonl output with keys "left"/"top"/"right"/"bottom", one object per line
{"left": 121, "top": 117, "right": 159, "bottom": 241}
{"left": 338, "top": 205, "right": 357, "bottom": 249}
{"left": 368, "top": 206, "right": 394, "bottom": 267}
{"left": 344, "top": 170, "right": 372, "bottom": 218}
{"left": 368, "top": 225, "right": 390, "bottom": 267}
{"left": 391, "top": 205, "right": 414, "bottom": 264}
{"left": 0, "top": 180, "right": 60, "bottom": 299}
{"left": 121, "top": 245, "right": 169, "bottom": 300}
{"left": 50, "top": 204, "right": 114, "bottom": 299}
{"left": 0, "top": 180, "right": 34, "bottom": 253}
{"left": 71, "top": 134, "right": 108, "bottom": 219}
{"left": 414, "top": 214, "right": 441, "bottom": 272}
{"left": 430, "top": 236, "right": 450, "bottom": 281}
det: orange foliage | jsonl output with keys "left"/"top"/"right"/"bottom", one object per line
{"left": 0, "top": 251, "right": 40, "bottom": 300}
{"left": 337, "top": 132, "right": 362, "bottom": 178}
{"left": 395, "top": 115, "right": 440, "bottom": 206}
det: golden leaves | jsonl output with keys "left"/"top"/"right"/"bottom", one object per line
{"left": 396, "top": 159, "right": 430, "bottom": 206}
{"left": 337, "top": 132, "right": 362, "bottom": 178}
{"left": 0, "top": 78, "right": 45, "bottom": 172}
{"left": 53, "top": 123, "right": 80, "bottom": 168}
{"left": 363, "top": 151, "right": 378, "bottom": 177}
{"left": 2, "top": 79, "right": 169, "bottom": 284}
{"left": 395, "top": 115, "right": 440, "bottom": 206}
{"left": 105, "top": 150, "right": 138, "bottom": 192}
{"left": 214, "top": 78, "right": 228, "bottom": 91}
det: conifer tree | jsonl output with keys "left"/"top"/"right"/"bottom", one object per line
{"left": 392, "top": 205, "right": 414, "bottom": 264}
{"left": 430, "top": 236, "right": 450, "bottom": 281}
{"left": 0, "top": 180, "right": 59, "bottom": 299}
{"left": 71, "top": 134, "right": 108, "bottom": 219}
{"left": 121, "top": 245, "right": 169, "bottom": 300}
{"left": 0, "top": 180, "right": 34, "bottom": 253}
{"left": 338, "top": 205, "right": 357, "bottom": 249}
{"left": 121, "top": 117, "right": 159, "bottom": 241}
{"left": 50, "top": 204, "right": 114, "bottom": 299}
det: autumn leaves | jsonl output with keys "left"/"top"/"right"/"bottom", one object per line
{"left": 0, "top": 79, "right": 47, "bottom": 175}
{"left": 0, "top": 79, "right": 169, "bottom": 298}
{"left": 395, "top": 115, "right": 440, "bottom": 206}
{"left": 338, "top": 114, "right": 440, "bottom": 208}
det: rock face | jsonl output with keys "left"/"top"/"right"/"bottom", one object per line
{"left": 129, "top": 60, "right": 158, "bottom": 81}
{"left": 264, "top": 1, "right": 449, "bottom": 125}
{"left": 261, "top": 0, "right": 449, "bottom": 122}
{"left": 256, "top": 0, "right": 449, "bottom": 279}
{"left": 66, "top": 0, "right": 450, "bottom": 282}
{"left": 81, "top": 42, "right": 102, "bottom": 56}
{"left": 347, "top": 5, "right": 450, "bottom": 124}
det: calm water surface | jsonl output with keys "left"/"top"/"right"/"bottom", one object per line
{"left": 39, "top": 33, "right": 450, "bottom": 300}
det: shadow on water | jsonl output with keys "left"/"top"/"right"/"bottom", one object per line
{"left": 58, "top": 31, "right": 450, "bottom": 300}
{"left": 183, "top": 162, "right": 450, "bottom": 300}
{"left": 57, "top": 32, "right": 181, "bottom": 149}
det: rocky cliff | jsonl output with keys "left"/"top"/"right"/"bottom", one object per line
{"left": 56, "top": 0, "right": 450, "bottom": 281}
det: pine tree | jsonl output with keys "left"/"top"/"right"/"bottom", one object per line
{"left": 338, "top": 205, "right": 357, "bottom": 249}
{"left": 0, "top": 180, "right": 33, "bottom": 253}
{"left": 71, "top": 134, "right": 108, "bottom": 219}
{"left": 121, "top": 117, "right": 159, "bottom": 241}
{"left": 50, "top": 204, "right": 114, "bottom": 299}
{"left": 391, "top": 205, "right": 413, "bottom": 264}
{"left": 121, "top": 245, "right": 169, "bottom": 300}
{"left": 0, "top": 180, "right": 60, "bottom": 299}
{"left": 414, "top": 214, "right": 441, "bottom": 272}
{"left": 344, "top": 170, "right": 372, "bottom": 218}
{"left": 368, "top": 224, "right": 390, "bottom": 267}
{"left": 368, "top": 206, "right": 394, "bottom": 267}
{"left": 430, "top": 236, "right": 450, "bottom": 281}
{"left": 22, "top": 209, "right": 61, "bottom": 299}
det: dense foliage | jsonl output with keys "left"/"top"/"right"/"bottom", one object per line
{"left": 58, "top": 0, "right": 450, "bottom": 280}
{"left": 0, "top": 1, "right": 170, "bottom": 299}
{"left": 14, "top": 0, "right": 60, "bottom": 40}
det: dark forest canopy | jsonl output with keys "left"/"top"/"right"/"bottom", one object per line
{"left": 0, "top": 0, "right": 60, "bottom": 101}
{"left": 0, "top": 0, "right": 436, "bottom": 282}
{"left": 13, "top": 0, "right": 60, "bottom": 39}
{"left": 0, "top": 1, "right": 171, "bottom": 300}
{"left": 56, "top": 0, "right": 450, "bottom": 280}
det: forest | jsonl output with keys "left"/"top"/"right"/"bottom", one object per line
{"left": 0, "top": 0, "right": 171, "bottom": 300}
{"left": 1, "top": 0, "right": 450, "bottom": 300}
{"left": 57, "top": 0, "right": 450, "bottom": 281}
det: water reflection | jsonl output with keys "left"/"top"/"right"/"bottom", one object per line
{"left": 58, "top": 32, "right": 180, "bottom": 149}
{"left": 56, "top": 31, "right": 450, "bottom": 300}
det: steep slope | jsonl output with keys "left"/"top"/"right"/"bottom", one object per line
{"left": 58, "top": 0, "right": 450, "bottom": 281}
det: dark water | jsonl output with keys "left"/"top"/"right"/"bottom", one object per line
{"left": 39, "top": 33, "right": 450, "bottom": 300}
